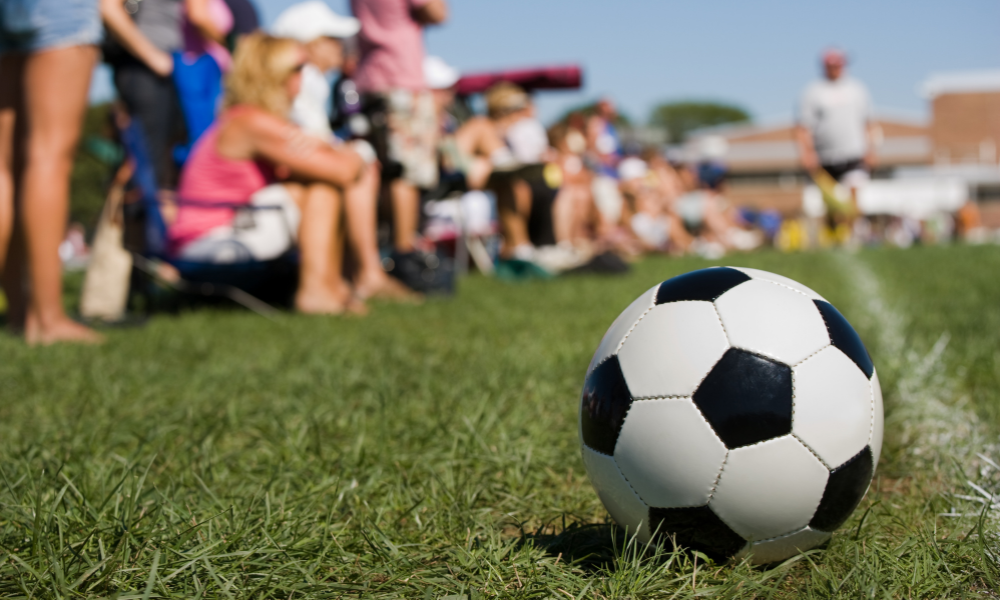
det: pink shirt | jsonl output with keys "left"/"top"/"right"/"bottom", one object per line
{"left": 169, "top": 110, "right": 275, "bottom": 254}
{"left": 351, "top": 0, "right": 430, "bottom": 93}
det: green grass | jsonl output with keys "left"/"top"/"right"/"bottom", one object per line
{"left": 1, "top": 246, "right": 999, "bottom": 598}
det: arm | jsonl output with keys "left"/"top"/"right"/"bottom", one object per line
{"left": 244, "top": 115, "right": 365, "bottom": 187}
{"left": 795, "top": 125, "right": 819, "bottom": 174}
{"left": 100, "top": 0, "right": 174, "bottom": 76}
{"left": 864, "top": 122, "right": 879, "bottom": 169}
{"left": 412, "top": 0, "right": 448, "bottom": 25}
{"left": 185, "top": 0, "right": 226, "bottom": 44}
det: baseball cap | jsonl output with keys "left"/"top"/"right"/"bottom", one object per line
{"left": 272, "top": 1, "right": 360, "bottom": 43}
{"left": 821, "top": 48, "right": 847, "bottom": 66}
{"left": 424, "top": 56, "right": 460, "bottom": 90}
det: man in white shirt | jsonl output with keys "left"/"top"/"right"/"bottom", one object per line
{"left": 272, "top": 2, "right": 416, "bottom": 301}
{"left": 796, "top": 48, "right": 877, "bottom": 187}
{"left": 272, "top": 1, "right": 360, "bottom": 141}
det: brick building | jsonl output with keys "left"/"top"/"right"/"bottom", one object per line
{"left": 685, "top": 69, "right": 1000, "bottom": 217}
{"left": 923, "top": 71, "right": 1000, "bottom": 165}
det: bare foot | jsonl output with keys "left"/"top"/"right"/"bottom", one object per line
{"left": 296, "top": 284, "right": 368, "bottom": 316}
{"left": 295, "top": 287, "right": 348, "bottom": 315}
{"left": 25, "top": 314, "right": 104, "bottom": 346}
{"left": 354, "top": 273, "right": 423, "bottom": 303}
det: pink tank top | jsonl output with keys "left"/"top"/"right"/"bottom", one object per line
{"left": 168, "top": 108, "right": 275, "bottom": 254}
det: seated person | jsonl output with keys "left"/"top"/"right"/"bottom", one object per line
{"left": 483, "top": 82, "right": 558, "bottom": 261}
{"left": 272, "top": 1, "right": 415, "bottom": 301}
{"left": 547, "top": 121, "right": 601, "bottom": 248}
{"left": 425, "top": 56, "right": 515, "bottom": 191}
{"left": 168, "top": 33, "right": 367, "bottom": 314}
{"left": 675, "top": 161, "right": 761, "bottom": 254}
{"left": 617, "top": 157, "right": 691, "bottom": 255}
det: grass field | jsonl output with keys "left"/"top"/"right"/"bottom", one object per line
{"left": 1, "top": 245, "right": 999, "bottom": 598}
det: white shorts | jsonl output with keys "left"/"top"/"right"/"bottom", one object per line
{"left": 177, "top": 185, "right": 301, "bottom": 263}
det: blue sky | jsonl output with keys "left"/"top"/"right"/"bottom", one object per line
{"left": 92, "top": 0, "right": 999, "bottom": 126}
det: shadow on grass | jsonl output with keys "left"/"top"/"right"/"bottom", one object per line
{"left": 519, "top": 521, "right": 629, "bottom": 573}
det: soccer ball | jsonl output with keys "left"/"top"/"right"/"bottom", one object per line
{"left": 579, "top": 266, "right": 882, "bottom": 564}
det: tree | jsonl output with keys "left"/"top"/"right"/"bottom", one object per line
{"left": 649, "top": 101, "right": 750, "bottom": 143}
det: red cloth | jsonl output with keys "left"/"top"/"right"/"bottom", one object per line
{"left": 169, "top": 109, "right": 275, "bottom": 253}
{"left": 350, "top": 0, "right": 430, "bottom": 93}
{"left": 455, "top": 65, "right": 583, "bottom": 96}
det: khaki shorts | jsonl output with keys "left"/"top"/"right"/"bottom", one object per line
{"left": 384, "top": 90, "right": 439, "bottom": 189}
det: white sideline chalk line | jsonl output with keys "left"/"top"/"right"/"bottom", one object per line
{"left": 833, "top": 253, "right": 997, "bottom": 522}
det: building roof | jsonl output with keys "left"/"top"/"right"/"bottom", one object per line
{"left": 921, "top": 70, "right": 1000, "bottom": 99}
{"left": 684, "top": 118, "right": 931, "bottom": 172}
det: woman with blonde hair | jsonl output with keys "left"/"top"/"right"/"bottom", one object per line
{"left": 168, "top": 33, "right": 368, "bottom": 314}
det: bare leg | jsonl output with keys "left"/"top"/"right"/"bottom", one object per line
{"left": 19, "top": 46, "right": 101, "bottom": 344}
{"left": 391, "top": 179, "right": 419, "bottom": 252}
{"left": 290, "top": 182, "right": 365, "bottom": 315}
{"left": 346, "top": 165, "right": 418, "bottom": 301}
{"left": 0, "top": 55, "right": 24, "bottom": 329}
{"left": 496, "top": 178, "right": 532, "bottom": 257}
{"left": 0, "top": 56, "right": 19, "bottom": 273}
{"left": 454, "top": 117, "right": 505, "bottom": 190}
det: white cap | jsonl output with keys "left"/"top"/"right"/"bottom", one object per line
{"left": 618, "top": 157, "right": 648, "bottom": 182}
{"left": 424, "top": 56, "right": 460, "bottom": 90}
{"left": 272, "top": 1, "right": 360, "bottom": 43}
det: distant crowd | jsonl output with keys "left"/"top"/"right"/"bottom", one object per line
{"left": 0, "top": 0, "right": 926, "bottom": 344}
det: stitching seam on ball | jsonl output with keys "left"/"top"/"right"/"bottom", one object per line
{"left": 792, "top": 343, "right": 831, "bottom": 368}
{"left": 754, "top": 526, "right": 827, "bottom": 545}
{"left": 630, "top": 394, "right": 690, "bottom": 402}
{"left": 867, "top": 371, "right": 876, "bottom": 446}
{"left": 761, "top": 278, "right": 814, "bottom": 299}
{"left": 792, "top": 432, "right": 832, "bottom": 470}
{"left": 615, "top": 304, "right": 656, "bottom": 355}
{"left": 710, "top": 302, "right": 731, "bottom": 346}
{"left": 611, "top": 455, "right": 649, "bottom": 509}
{"left": 705, "top": 450, "right": 728, "bottom": 502}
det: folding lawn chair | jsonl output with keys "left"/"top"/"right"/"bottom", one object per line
{"left": 170, "top": 51, "right": 223, "bottom": 166}
{"left": 119, "top": 119, "right": 296, "bottom": 318}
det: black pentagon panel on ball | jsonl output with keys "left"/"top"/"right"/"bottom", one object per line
{"left": 655, "top": 267, "right": 751, "bottom": 305}
{"left": 649, "top": 505, "right": 747, "bottom": 562}
{"left": 813, "top": 300, "right": 874, "bottom": 379}
{"left": 692, "top": 349, "right": 793, "bottom": 448}
{"left": 580, "top": 356, "right": 634, "bottom": 455}
{"left": 810, "top": 446, "right": 874, "bottom": 532}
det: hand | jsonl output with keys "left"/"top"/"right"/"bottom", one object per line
{"left": 800, "top": 150, "right": 819, "bottom": 174}
{"left": 148, "top": 50, "right": 174, "bottom": 77}
{"left": 863, "top": 150, "right": 877, "bottom": 170}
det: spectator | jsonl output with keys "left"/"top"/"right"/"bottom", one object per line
{"left": 796, "top": 48, "right": 877, "bottom": 192}
{"left": 0, "top": 0, "right": 104, "bottom": 344}
{"left": 426, "top": 56, "right": 514, "bottom": 191}
{"left": 618, "top": 156, "right": 691, "bottom": 255}
{"left": 182, "top": 0, "right": 233, "bottom": 71}
{"left": 167, "top": 33, "right": 367, "bottom": 314}
{"left": 350, "top": 0, "right": 448, "bottom": 264}
{"left": 272, "top": 1, "right": 416, "bottom": 301}
{"left": 222, "top": 0, "right": 259, "bottom": 47}
{"left": 100, "top": 0, "right": 185, "bottom": 189}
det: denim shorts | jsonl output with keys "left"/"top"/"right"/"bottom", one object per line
{"left": 0, "top": 0, "right": 102, "bottom": 54}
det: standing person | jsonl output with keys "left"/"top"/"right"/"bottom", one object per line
{"left": 350, "top": 0, "right": 447, "bottom": 264}
{"left": 796, "top": 48, "right": 877, "bottom": 193}
{"left": 101, "top": 0, "right": 185, "bottom": 190}
{"left": 0, "top": 0, "right": 104, "bottom": 343}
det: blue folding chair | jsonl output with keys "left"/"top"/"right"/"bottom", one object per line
{"left": 119, "top": 119, "right": 296, "bottom": 318}
{"left": 170, "top": 51, "right": 223, "bottom": 166}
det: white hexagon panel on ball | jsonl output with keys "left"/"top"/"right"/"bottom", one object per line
{"left": 715, "top": 280, "right": 830, "bottom": 366}
{"left": 617, "top": 301, "right": 729, "bottom": 399}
